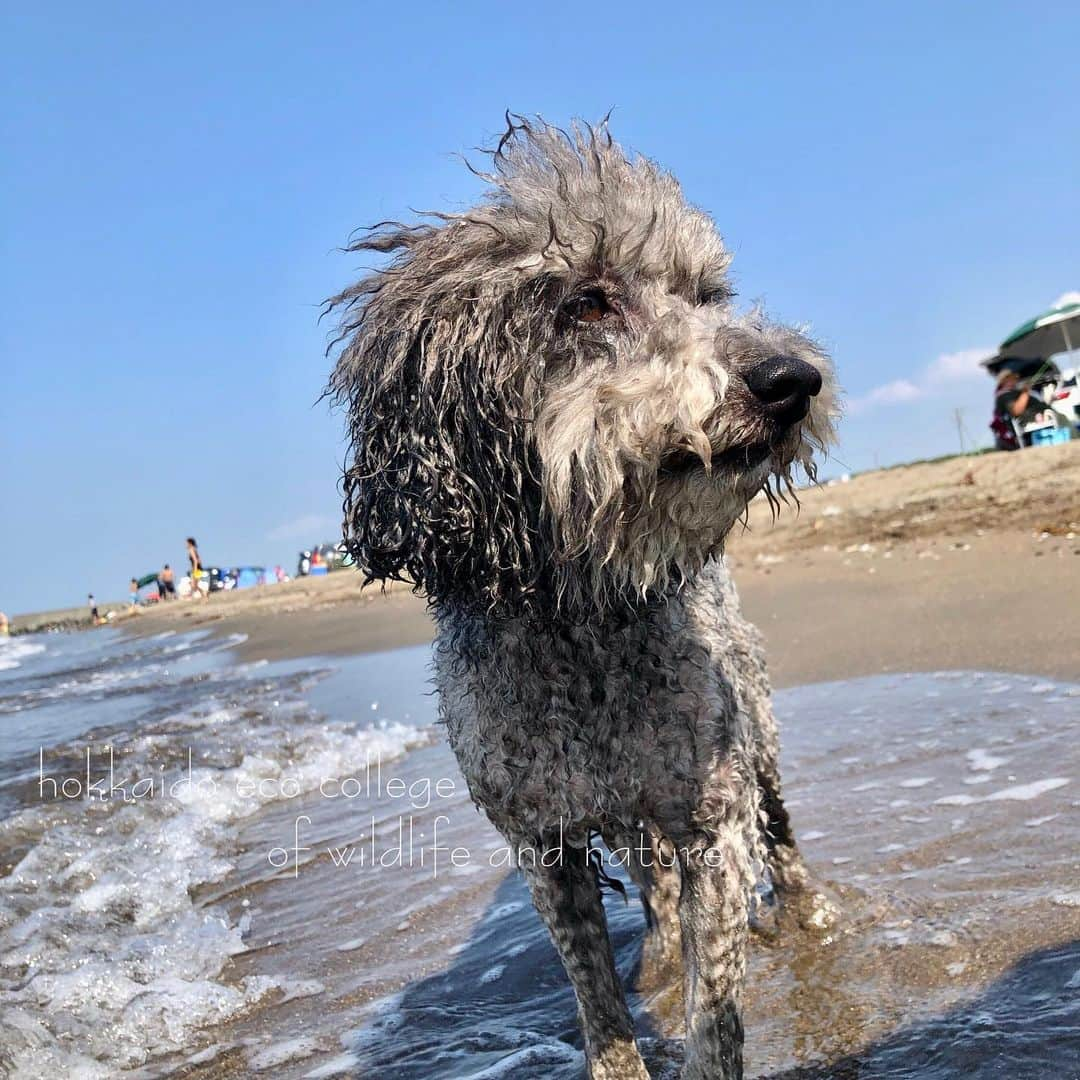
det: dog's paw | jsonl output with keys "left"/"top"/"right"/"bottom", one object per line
{"left": 791, "top": 881, "right": 843, "bottom": 933}
{"left": 757, "top": 863, "right": 846, "bottom": 937}
{"left": 749, "top": 879, "right": 783, "bottom": 941}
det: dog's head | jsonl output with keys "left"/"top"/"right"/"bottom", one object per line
{"left": 328, "top": 118, "right": 838, "bottom": 613}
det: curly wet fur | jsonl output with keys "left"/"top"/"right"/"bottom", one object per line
{"left": 328, "top": 117, "right": 839, "bottom": 1079}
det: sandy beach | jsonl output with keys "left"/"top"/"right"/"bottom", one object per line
{"left": 107, "top": 441, "right": 1080, "bottom": 685}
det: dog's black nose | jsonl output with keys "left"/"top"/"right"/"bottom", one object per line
{"left": 744, "top": 356, "right": 822, "bottom": 426}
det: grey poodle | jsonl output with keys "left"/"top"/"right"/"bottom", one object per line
{"left": 327, "top": 117, "right": 838, "bottom": 1079}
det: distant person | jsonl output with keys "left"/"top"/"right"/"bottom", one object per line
{"left": 129, "top": 578, "right": 139, "bottom": 608}
{"left": 186, "top": 537, "right": 202, "bottom": 574}
{"left": 88, "top": 594, "right": 99, "bottom": 623}
{"left": 992, "top": 371, "right": 1054, "bottom": 450}
{"left": 995, "top": 371, "right": 1047, "bottom": 424}
{"left": 186, "top": 538, "right": 207, "bottom": 599}
{"left": 0, "top": 612, "right": 9, "bottom": 636}
{"left": 990, "top": 373, "right": 1021, "bottom": 451}
{"left": 159, "top": 564, "right": 176, "bottom": 599}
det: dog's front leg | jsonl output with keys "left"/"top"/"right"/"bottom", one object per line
{"left": 523, "top": 849, "right": 650, "bottom": 1080}
{"left": 678, "top": 836, "right": 749, "bottom": 1080}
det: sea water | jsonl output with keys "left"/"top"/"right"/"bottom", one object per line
{"left": 0, "top": 630, "right": 1077, "bottom": 1078}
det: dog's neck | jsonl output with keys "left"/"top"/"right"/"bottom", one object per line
{"left": 430, "top": 560, "right": 714, "bottom": 635}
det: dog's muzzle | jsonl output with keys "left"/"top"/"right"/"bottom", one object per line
{"left": 744, "top": 355, "right": 822, "bottom": 428}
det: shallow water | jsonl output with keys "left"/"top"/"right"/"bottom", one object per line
{"left": 0, "top": 632, "right": 1077, "bottom": 1078}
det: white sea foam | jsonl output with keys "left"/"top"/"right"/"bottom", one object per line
{"left": 335, "top": 936, "right": 366, "bottom": 952}
{"left": 936, "top": 777, "right": 1070, "bottom": 808}
{"left": 984, "top": 777, "right": 1069, "bottom": 801}
{"left": 249, "top": 1035, "right": 325, "bottom": 1071}
{"left": 967, "top": 747, "right": 1009, "bottom": 772}
{"left": 0, "top": 638, "right": 46, "bottom": 671}
{"left": 304, "top": 1052, "right": 363, "bottom": 1078}
{"left": 461, "top": 1040, "right": 583, "bottom": 1077}
{"left": 485, "top": 901, "right": 526, "bottom": 922}
{"left": 935, "top": 793, "right": 978, "bottom": 806}
{"left": 0, "top": 696, "right": 427, "bottom": 1076}
{"left": 22, "top": 661, "right": 164, "bottom": 702}
{"left": 278, "top": 979, "right": 327, "bottom": 1003}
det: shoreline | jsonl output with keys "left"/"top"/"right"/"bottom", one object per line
{"left": 18, "top": 442, "right": 1079, "bottom": 688}
{"left": 105, "top": 525, "right": 1079, "bottom": 690}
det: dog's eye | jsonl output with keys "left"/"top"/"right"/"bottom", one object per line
{"left": 563, "top": 288, "right": 611, "bottom": 324}
{"left": 698, "top": 285, "right": 731, "bottom": 306}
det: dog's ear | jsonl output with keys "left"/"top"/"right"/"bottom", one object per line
{"left": 326, "top": 224, "right": 544, "bottom": 606}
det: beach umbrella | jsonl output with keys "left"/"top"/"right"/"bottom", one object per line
{"left": 998, "top": 294, "right": 1080, "bottom": 361}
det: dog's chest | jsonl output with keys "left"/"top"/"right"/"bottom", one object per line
{"left": 434, "top": 581, "right": 748, "bottom": 841}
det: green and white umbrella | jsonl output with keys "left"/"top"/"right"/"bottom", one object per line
{"left": 983, "top": 292, "right": 1080, "bottom": 375}
{"left": 999, "top": 293, "right": 1080, "bottom": 360}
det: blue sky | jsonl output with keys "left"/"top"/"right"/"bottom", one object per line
{"left": 3, "top": 3, "right": 1078, "bottom": 613}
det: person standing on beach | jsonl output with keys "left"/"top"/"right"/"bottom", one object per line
{"left": 159, "top": 564, "right": 176, "bottom": 600}
{"left": 88, "top": 594, "right": 99, "bottom": 623}
{"left": 186, "top": 538, "right": 207, "bottom": 599}
{"left": 129, "top": 578, "right": 139, "bottom": 608}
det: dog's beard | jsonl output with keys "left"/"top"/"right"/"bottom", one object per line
{"left": 537, "top": 405, "right": 826, "bottom": 606}
{"left": 538, "top": 437, "right": 782, "bottom": 603}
